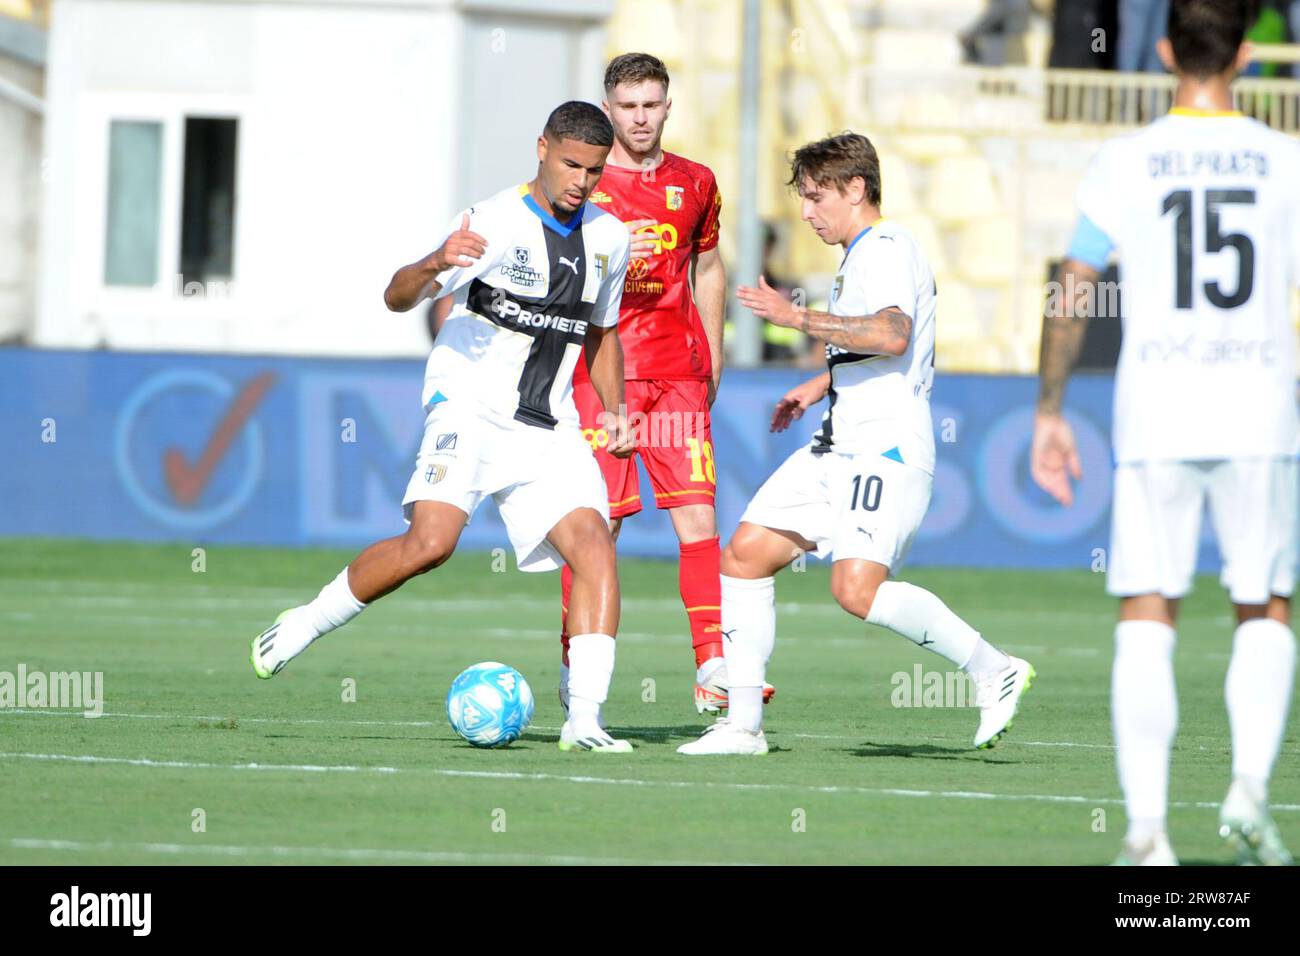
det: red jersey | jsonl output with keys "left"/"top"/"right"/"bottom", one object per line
{"left": 574, "top": 151, "right": 721, "bottom": 382}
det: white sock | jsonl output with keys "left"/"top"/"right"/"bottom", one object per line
{"left": 278, "top": 568, "right": 366, "bottom": 661}
{"left": 963, "top": 638, "right": 1011, "bottom": 677}
{"left": 567, "top": 633, "right": 615, "bottom": 724}
{"left": 728, "top": 686, "right": 764, "bottom": 733}
{"left": 720, "top": 575, "right": 775, "bottom": 733}
{"left": 865, "top": 580, "right": 1001, "bottom": 672}
{"left": 1226, "top": 618, "right": 1295, "bottom": 788}
{"left": 1113, "top": 620, "right": 1177, "bottom": 841}
{"left": 303, "top": 568, "right": 366, "bottom": 637}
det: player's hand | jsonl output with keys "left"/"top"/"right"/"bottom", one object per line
{"left": 1031, "top": 412, "right": 1082, "bottom": 507}
{"left": 626, "top": 218, "right": 659, "bottom": 258}
{"left": 737, "top": 276, "right": 800, "bottom": 328}
{"left": 432, "top": 213, "right": 488, "bottom": 272}
{"left": 771, "top": 376, "right": 829, "bottom": 432}
{"left": 599, "top": 410, "right": 638, "bottom": 459}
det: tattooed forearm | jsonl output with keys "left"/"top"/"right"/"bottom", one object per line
{"left": 1037, "top": 260, "right": 1100, "bottom": 415}
{"left": 798, "top": 307, "right": 913, "bottom": 355}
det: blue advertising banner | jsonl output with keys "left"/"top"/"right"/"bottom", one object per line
{"left": 0, "top": 348, "right": 1226, "bottom": 573}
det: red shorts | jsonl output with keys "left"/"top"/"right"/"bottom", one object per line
{"left": 574, "top": 378, "right": 716, "bottom": 518}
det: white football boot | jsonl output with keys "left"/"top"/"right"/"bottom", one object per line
{"left": 1219, "top": 779, "right": 1294, "bottom": 866}
{"left": 972, "top": 656, "right": 1035, "bottom": 749}
{"left": 557, "top": 719, "right": 633, "bottom": 753}
{"left": 676, "top": 717, "right": 769, "bottom": 756}
{"left": 694, "top": 658, "right": 776, "bottom": 714}
{"left": 250, "top": 608, "right": 312, "bottom": 679}
{"left": 1112, "top": 833, "right": 1180, "bottom": 866}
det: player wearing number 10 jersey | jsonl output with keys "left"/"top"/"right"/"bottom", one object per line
{"left": 678, "top": 133, "right": 1033, "bottom": 757}
{"left": 1034, "top": 0, "right": 1300, "bottom": 865}
{"left": 559, "top": 53, "right": 773, "bottom": 714}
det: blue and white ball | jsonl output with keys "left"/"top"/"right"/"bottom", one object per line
{"left": 446, "top": 662, "right": 535, "bottom": 748}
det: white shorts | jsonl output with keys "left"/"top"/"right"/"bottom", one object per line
{"left": 741, "top": 445, "right": 933, "bottom": 568}
{"left": 401, "top": 403, "right": 609, "bottom": 573}
{"left": 1107, "top": 458, "right": 1298, "bottom": 605}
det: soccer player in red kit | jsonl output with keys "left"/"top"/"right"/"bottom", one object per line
{"left": 559, "top": 52, "right": 773, "bottom": 715}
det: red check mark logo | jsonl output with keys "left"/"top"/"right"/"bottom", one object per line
{"left": 163, "top": 370, "right": 277, "bottom": 506}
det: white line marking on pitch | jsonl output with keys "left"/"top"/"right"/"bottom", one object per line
{"left": 0, "top": 708, "right": 1112, "bottom": 749}
{"left": 9, "top": 708, "right": 1273, "bottom": 753}
{"left": 2, "top": 837, "right": 744, "bottom": 867}
{"left": 3, "top": 750, "right": 1295, "bottom": 813}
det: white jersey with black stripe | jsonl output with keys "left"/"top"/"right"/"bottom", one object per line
{"left": 423, "top": 184, "right": 630, "bottom": 430}
{"left": 811, "top": 219, "right": 937, "bottom": 475}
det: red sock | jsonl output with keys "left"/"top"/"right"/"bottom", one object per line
{"left": 560, "top": 563, "right": 573, "bottom": 667}
{"left": 679, "top": 536, "right": 723, "bottom": 668}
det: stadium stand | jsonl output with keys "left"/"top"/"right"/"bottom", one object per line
{"left": 609, "top": 0, "right": 1300, "bottom": 372}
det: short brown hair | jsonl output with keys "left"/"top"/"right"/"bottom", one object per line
{"left": 604, "top": 52, "right": 670, "bottom": 94}
{"left": 788, "top": 132, "right": 882, "bottom": 206}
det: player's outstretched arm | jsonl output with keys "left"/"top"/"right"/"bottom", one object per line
{"left": 1031, "top": 258, "right": 1098, "bottom": 507}
{"left": 737, "top": 276, "right": 911, "bottom": 355}
{"left": 584, "top": 323, "right": 636, "bottom": 459}
{"left": 771, "top": 371, "right": 831, "bottom": 433}
{"left": 383, "top": 214, "right": 487, "bottom": 312}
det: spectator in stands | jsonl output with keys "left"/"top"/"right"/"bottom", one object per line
{"left": 959, "top": 0, "right": 1033, "bottom": 65}
{"left": 756, "top": 223, "right": 807, "bottom": 363}
{"left": 1049, "top": 0, "right": 1118, "bottom": 69}
{"left": 1118, "top": 0, "right": 1172, "bottom": 72}
{"left": 1244, "top": 1, "right": 1290, "bottom": 77}
{"left": 722, "top": 223, "right": 814, "bottom": 365}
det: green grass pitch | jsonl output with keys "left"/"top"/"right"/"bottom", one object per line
{"left": 0, "top": 537, "right": 1295, "bottom": 865}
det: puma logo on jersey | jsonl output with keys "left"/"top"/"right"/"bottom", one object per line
{"left": 558, "top": 256, "right": 580, "bottom": 275}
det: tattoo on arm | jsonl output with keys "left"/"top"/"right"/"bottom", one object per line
{"left": 1037, "top": 261, "right": 1100, "bottom": 415}
{"left": 797, "top": 307, "right": 913, "bottom": 354}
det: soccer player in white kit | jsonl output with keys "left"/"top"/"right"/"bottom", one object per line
{"left": 1034, "top": 0, "right": 1299, "bottom": 864}
{"left": 678, "top": 133, "right": 1035, "bottom": 756}
{"left": 249, "top": 102, "right": 639, "bottom": 753}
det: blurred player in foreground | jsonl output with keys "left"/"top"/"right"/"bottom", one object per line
{"left": 558, "top": 53, "right": 771, "bottom": 715}
{"left": 1034, "top": 0, "right": 1299, "bottom": 864}
{"left": 678, "top": 133, "right": 1034, "bottom": 756}
{"left": 251, "top": 102, "right": 638, "bottom": 753}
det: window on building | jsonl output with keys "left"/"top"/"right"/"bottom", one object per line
{"left": 104, "top": 120, "right": 163, "bottom": 286}
{"left": 180, "top": 117, "right": 239, "bottom": 287}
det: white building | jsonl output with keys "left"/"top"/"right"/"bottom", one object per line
{"left": 34, "top": 0, "right": 613, "bottom": 356}
{"left": 0, "top": 10, "right": 43, "bottom": 343}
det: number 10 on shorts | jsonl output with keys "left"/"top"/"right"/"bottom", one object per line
{"left": 850, "top": 474, "right": 882, "bottom": 511}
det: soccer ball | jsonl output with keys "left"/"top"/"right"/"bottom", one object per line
{"left": 446, "top": 662, "right": 535, "bottom": 748}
